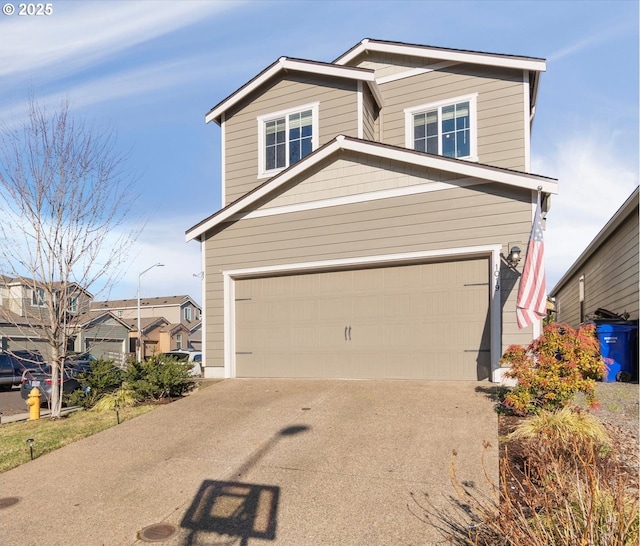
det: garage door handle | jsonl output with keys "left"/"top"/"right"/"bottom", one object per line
{"left": 348, "top": 326, "right": 351, "bottom": 341}
{"left": 345, "top": 326, "right": 348, "bottom": 341}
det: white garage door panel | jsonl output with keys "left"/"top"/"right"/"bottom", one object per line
{"left": 235, "top": 258, "right": 490, "bottom": 380}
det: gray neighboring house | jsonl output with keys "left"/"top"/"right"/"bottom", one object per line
{"left": 550, "top": 187, "right": 639, "bottom": 326}
{"left": 0, "top": 277, "right": 130, "bottom": 363}
{"left": 187, "top": 38, "right": 559, "bottom": 381}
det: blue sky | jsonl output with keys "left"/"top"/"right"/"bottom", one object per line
{"left": 1, "top": 0, "right": 638, "bottom": 304}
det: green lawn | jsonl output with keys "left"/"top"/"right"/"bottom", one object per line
{"left": 0, "top": 405, "right": 156, "bottom": 473}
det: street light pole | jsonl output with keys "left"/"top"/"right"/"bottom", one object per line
{"left": 137, "top": 263, "right": 164, "bottom": 362}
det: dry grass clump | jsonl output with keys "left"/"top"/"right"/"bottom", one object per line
{"left": 91, "top": 387, "right": 139, "bottom": 412}
{"left": 418, "top": 407, "right": 639, "bottom": 545}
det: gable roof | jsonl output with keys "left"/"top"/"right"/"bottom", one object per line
{"left": 160, "top": 323, "right": 189, "bottom": 335}
{"left": 334, "top": 38, "right": 547, "bottom": 72}
{"left": 334, "top": 38, "right": 546, "bottom": 115}
{"left": 123, "top": 316, "right": 169, "bottom": 334}
{"left": 549, "top": 186, "right": 639, "bottom": 296}
{"left": 186, "top": 134, "right": 558, "bottom": 242}
{"left": 92, "top": 295, "right": 201, "bottom": 311}
{"left": 205, "top": 57, "right": 383, "bottom": 125}
{"left": 77, "top": 310, "right": 132, "bottom": 330}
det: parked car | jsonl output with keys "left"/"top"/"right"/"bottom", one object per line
{"left": 20, "top": 362, "right": 88, "bottom": 405}
{"left": 162, "top": 350, "right": 202, "bottom": 377}
{"left": 0, "top": 351, "right": 46, "bottom": 390}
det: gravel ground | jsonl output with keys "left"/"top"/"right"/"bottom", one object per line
{"left": 587, "top": 381, "right": 639, "bottom": 475}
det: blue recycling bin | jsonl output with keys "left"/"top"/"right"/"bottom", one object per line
{"left": 595, "top": 321, "right": 638, "bottom": 382}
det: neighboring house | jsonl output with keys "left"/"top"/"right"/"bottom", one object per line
{"left": 0, "top": 277, "right": 130, "bottom": 363}
{"left": 187, "top": 38, "right": 558, "bottom": 381}
{"left": 550, "top": 187, "right": 639, "bottom": 327}
{"left": 92, "top": 295, "right": 202, "bottom": 356}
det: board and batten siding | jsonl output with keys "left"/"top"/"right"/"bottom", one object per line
{"left": 203, "top": 174, "right": 534, "bottom": 372}
{"left": 378, "top": 65, "right": 526, "bottom": 171}
{"left": 554, "top": 211, "right": 639, "bottom": 327}
{"left": 223, "top": 75, "right": 360, "bottom": 205}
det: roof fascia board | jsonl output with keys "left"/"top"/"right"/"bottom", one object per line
{"left": 342, "top": 138, "right": 557, "bottom": 193}
{"left": 335, "top": 39, "right": 546, "bottom": 73}
{"left": 205, "top": 58, "right": 380, "bottom": 125}
{"left": 186, "top": 136, "right": 557, "bottom": 242}
{"left": 82, "top": 311, "right": 131, "bottom": 330}
{"left": 186, "top": 139, "right": 342, "bottom": 240}
{"left": 550, "top": 187, "right": 639, "bottom": 295}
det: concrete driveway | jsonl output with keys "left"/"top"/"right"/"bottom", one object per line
{"left": 0, "top": 379, "right": 498, "bottom": 545}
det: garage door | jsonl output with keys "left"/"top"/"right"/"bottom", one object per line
{"left": 235, "top": 258, "right": 490, "bottom": 380}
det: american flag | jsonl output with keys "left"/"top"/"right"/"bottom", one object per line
{"left": 516, "top": 192, "right": 546, "bottom": 329}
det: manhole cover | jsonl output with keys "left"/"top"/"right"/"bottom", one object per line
{"left": 0, "top": 497, "right": 21, "bottom": 509}
{"left": 138, "top": 523, "right": 178, "bottom": 542}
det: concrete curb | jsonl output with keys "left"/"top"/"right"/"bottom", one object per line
{"left": 0, "top": 406, "right": 82, "bottom": 424}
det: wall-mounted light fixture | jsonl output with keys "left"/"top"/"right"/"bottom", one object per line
{"left": 506, "top": 245, "right": 521, "bottom": 268}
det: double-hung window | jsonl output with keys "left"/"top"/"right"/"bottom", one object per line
{"left": 405, "top": 94, "right": 477, "bottom": 160}
{"left": 258, "top": 103, "right": 318, "bottom": 177}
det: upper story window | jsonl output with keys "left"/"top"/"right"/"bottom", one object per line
{"left": 258, "top": 103, "right": 319, "bottom": 178}
{"left": 68, "top": 296, "right": 78, "bottom": 313}
{"left": 405, "top": 94, "right": 478, "bottom": 161}
{"left": 184, "top": 307, "right": 192, "bottom": 322}
{"left": 176, "top": 333, "right": 182, "bottom": 350}
{"left": 31, "top": 288, "right": 45, "bottom": 307}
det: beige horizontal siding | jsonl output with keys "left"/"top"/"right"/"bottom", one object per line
{"left": 224, "top": 75, "right": 359, "bottom": 204}
{"left": 555, "top": 211, "right": 639, "bottom": 326}
{"left": 378, "top": 65, "right": 525, "bottom": 170}
{"left": 362, "top": 84, "right": 377, "bottom": 140}
{"left": 204, "top": 173, "right": 534, "bottom": 369}
{"left": 354, "top": 52, "right": 449, "bottom": 79}
{"left": 264, "top": 152, "right": 456, "bottom": 208}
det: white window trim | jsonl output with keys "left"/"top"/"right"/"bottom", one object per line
{"left": 257, "top": 102, "right": 319, "bottom": 179}
{"left": 404, "top": 93, "right": 478, "bottom": 161}
{"left": 185, "top": 307, "right": 192, "bottom": 321}
{"left": 31, "top": 288, "right": 45, "bottom": 307}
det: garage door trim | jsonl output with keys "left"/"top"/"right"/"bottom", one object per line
{"left": 223, "top": 245, "right": 502, "bottom": 379}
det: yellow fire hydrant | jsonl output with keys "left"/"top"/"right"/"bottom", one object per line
{"left": 26, "top": 388, "right": 41, "bottom": 420}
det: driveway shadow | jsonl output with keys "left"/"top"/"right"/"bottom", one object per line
{"left": 179, "top": 424, "right": 310, "bottom": 545}
{"left": 180, "top": 480, "right": 279, "bottom": 545}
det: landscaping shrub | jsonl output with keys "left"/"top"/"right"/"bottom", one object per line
{"left": 500, "top": 323, "right": 606, "bottom": 416}
{"left": 124, "top": 355, "right": 195, "bottom": 401}
{"left": 65, "top": 359, "right": 124, "bottom": 409}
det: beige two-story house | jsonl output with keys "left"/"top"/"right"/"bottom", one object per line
{"left": 187, "top": 39, "right": 558, "bottom": 381}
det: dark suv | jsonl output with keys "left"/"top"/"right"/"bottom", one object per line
{"left": 0, "top": 351, "right": 46, "bottom": 390}
{"left": 20, "top": 359, "right": 92, "bottom": 405}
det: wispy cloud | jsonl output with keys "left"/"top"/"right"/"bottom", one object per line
{"left": 1, "top": 1, "right": 239, "bottom": 81}
{"left": 548, "top": 19, "right": 637, "bottom": 62}
{"left": 1, "top": 54, "right": 216, "bottom": 128}
{"left": 533, "top": 128, "right": 639, "bottom": 290}
{"left": 94, "top": 215, "right": 202, "bottom": 303}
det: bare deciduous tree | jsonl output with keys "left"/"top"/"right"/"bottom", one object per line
{"left": 0, "top": 99, "right": 141, "bottom": 417}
